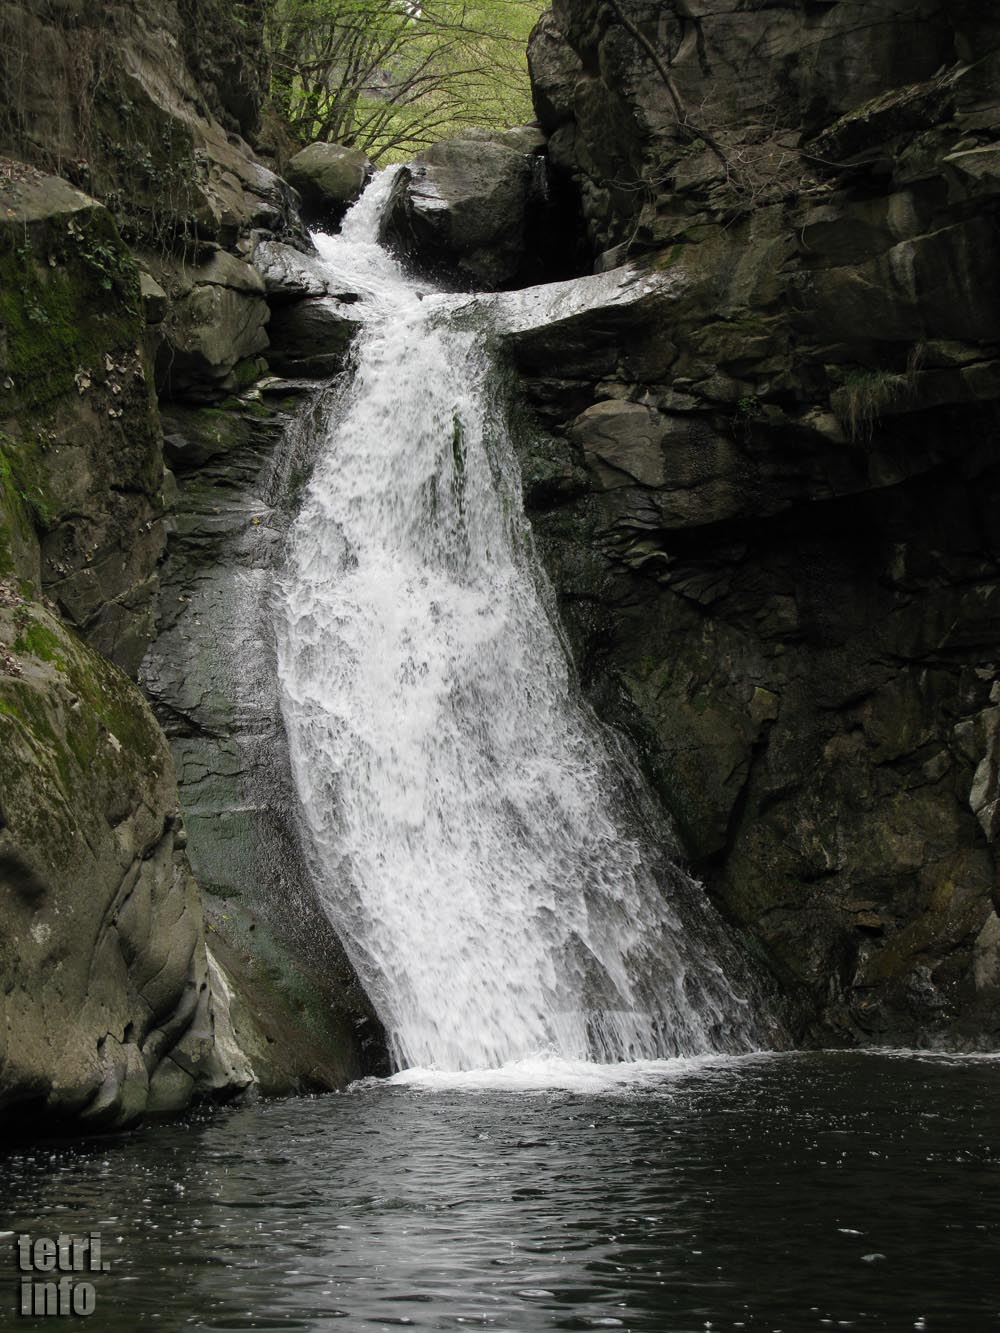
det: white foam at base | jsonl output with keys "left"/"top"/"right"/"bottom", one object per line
{"left": 382, "top": 1051, "right": 774, "bottom": 1094}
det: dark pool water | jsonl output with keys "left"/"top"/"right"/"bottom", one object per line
{"left": 1, "top": 1051, "right": 999, "bottom": 1332}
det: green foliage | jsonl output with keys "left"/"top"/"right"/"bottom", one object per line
{"left": 0, "top": 445, "right": 30, "bottom": 575}
{"left": 267, "top": 0, "right": 545, "bottom": 161}
{"left": 831, "top": 346, "right": 927, "bottom": 442}
{"left": 729, "top": 393, "right": 762, "bottom": 443}
{"left": 651, "top": 242, "right": 687, "bottom": 271}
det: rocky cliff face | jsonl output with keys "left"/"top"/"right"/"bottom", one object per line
{"left": 511, "top": 0, "right": 1000, "bottom": 1043}
{"left": 0, "top": 166, "right": 165, "bottom": 675}
{"left": 0, "top": 1, "right": 379, "bottom": 1129}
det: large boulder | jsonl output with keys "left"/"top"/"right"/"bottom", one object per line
{"left": 151, "top": 250, "right": 270, "bottom": 402}
{"left": 566, "top": 399, "right": 743, "bottom": 529}
{"left": 527, "top": 9, "right": 583, "bottom": 129}
{"left": 253, "top": 238, "right": 338, "bottom": 302}
{"left": 252, "top": 238, "right": 363, "bottom": 377}
{"left": 285, "top": 142, "right": 372, "bottom": 225}
{"left": 0, "top": 592, "right": 252, "bottom": 1130}
{"left": 380, "top": 133, "right": 541, "bottom": 290}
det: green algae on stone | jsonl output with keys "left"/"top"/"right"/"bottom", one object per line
{"left": 0, "top": 181, "right": 141, "bottom": 411}
{"left": 0, "top": 171, "right": 165, "bottom": 672}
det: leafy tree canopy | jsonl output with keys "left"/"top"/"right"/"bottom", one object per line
{"left": 267, "top": 0, "right": 546, "bottom": 162}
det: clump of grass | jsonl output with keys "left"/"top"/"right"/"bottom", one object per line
{"left": 837, "top": 370, "right": 907, "bottom": 440}
{"left": 832, "top": 348, "right": 926, "bottom": 441}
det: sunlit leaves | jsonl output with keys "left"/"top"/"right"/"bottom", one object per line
{"left": 267, "top": 0, "right": 545, "bottom": 161}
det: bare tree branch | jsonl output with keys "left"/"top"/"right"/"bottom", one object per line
{"left": 603, "top": 0, "right": 731, "bottom": 170}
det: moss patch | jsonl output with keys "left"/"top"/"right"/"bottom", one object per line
{"left": 0, "top": 431, "right": 52, "bottom": 530}
{"left": 1, "top": 600, "right": 164, "bottom": 777}
{"left": 11, "top": 619, "right": 66, "bottom": 668}
{"left": 0, "top": 444, "right": 36, "bottom": 577}
{"left": 0, "top": 198, "right": 142, "bottom": 411}
{"left": 649, "top": 242, "right": 687, "bottom": 270}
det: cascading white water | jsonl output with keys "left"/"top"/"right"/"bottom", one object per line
{"left": 276, "top": 170, "right": 774, "bottom": 1072}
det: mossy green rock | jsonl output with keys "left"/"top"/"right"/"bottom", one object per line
{"left": 0, "top": 165, "right": 164, "bottom": 675}
{"left": 0, "top": 591, "right": 253, "bottom": 1130}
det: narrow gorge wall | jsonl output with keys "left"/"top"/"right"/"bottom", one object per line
{"left": 513, "top": 0, "right": 1000, "bottom": 1044}
{"left": 0, "top": 0, "right": 378, "bottom": 1129}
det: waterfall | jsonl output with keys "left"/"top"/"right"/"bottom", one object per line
{"left": 275, "top": 171, "right": 775, "bottom": 1072}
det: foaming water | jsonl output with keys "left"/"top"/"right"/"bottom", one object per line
{"left": 311, "top": 167, "right": 413, "bottom": 301}
{"left": 383, "top": 1050, "right": 770, "bottom": 1095}
{"left": 276, "top": 171, "right": 780, "bottom": 1072}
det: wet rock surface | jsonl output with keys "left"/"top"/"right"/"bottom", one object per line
{"left": 252, "top": 238, "right": 363, "bottom": 379}
{"left": 264, "top": 298, "right": 361, "bottom": 379}
{"left": 285, "top": 142, "right": 372, "bottom": 226}
{"left": 142, "top": 385, "right": 386, "bottom": 1088}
